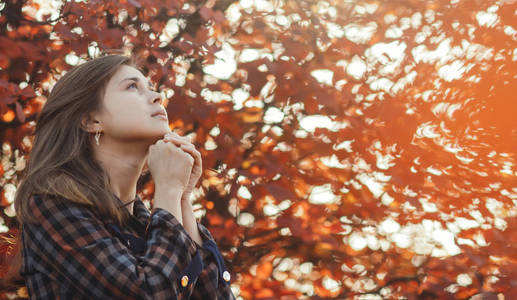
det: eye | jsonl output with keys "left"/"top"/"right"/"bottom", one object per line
{"left": 127, "top": 82, "right": 138, "bottom": 89}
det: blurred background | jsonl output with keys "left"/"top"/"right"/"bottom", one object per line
{"left": 0, "top": 0, "right": 516, "bottom": 298}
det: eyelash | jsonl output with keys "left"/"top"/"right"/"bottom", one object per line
{"left": 127, "top": 82, "right": 156, "bottom": 92}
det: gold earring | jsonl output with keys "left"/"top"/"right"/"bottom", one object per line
{"left": 95, "top": 129, "right": 101, "bottom": 146}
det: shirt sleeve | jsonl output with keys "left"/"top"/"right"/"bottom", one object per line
{"left": 190, "top": 222, "right": 236, "bottom": 300}
{"left": 21, "top": 194, "right": 204, "bottom": 300}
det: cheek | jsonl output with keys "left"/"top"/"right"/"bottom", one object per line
{"left": 104, "top": 102, "right": 145, "bottom": 127}
{"left": 119, "top": 108, "right": 149, "bottom": 129}
{"left": 108, "top": 96, "right": 147, "bottom": 119}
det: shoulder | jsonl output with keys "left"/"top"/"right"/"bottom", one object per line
{"left": 27, "top": 193, "right": 101, "bottom": 224}
{"left": 23, "top": 194, "right": 112, "bottom": 249}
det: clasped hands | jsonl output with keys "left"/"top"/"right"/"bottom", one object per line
{"left": 162, "top": 130, "right": 202, "bottom": 204}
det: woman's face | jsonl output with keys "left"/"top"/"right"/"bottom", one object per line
{"left": 97, "top": 65, "right": 169, "bottom": 144}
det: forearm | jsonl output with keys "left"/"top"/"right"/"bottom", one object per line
{"left": 181, "top": 195, "right": 203, "bottom": 247}
{"left": 154, "top": 187, "right": 183, "bottom": 225}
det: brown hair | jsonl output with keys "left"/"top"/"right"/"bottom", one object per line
{"left": 0, "top": 54, "right": 142, "bottom": 293}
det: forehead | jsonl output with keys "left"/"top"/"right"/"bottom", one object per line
{"left": 107, "top": 65, "right": 148, "bottom": 86}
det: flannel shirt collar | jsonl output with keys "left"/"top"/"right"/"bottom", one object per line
{"left": 113, "top": 193, "right": 151, "bottom": 235}
{"left": 131, "top": 195, "right": 151, "bottom": 225}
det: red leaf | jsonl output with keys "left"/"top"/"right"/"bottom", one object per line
{"left": 15, "top": 101, "right": 25, "bottom": 123}
{"left": 0, "top": 53, "right": 10, "bottom": 69}
{"left": 20, "top": 86, "right": 36, "bottom": 99}
{"left": 0, "top": 96, "right": 16, "bottom": 105}
{"left": 128, "top": 0, "right": 142, "bottom": 8}
{"left": 199, "top": 6, "right": 213, "bottom": 21}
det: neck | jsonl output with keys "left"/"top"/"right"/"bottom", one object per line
{"left": 92, "top": 138, "right": 149, "bottom": 214}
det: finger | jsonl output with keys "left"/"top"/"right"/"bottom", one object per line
{"left": 179, "top": 146, "right": 195, "bottom": 163}
{"left": 164, "top": 137, "right": 189, "bottom": 148}
{"left": 180, "top": 144, "right": 201, "bottom": 165}
{"left": 164, "top": 135, "right": 188, "bottom": 142}
{"left": 165, "top": 132, "right": 191, "bottom": 142}
{"left": 179, "top": 144, "right": 198, "bottom": 158}
{"left": 165, "top": 140, "right": 183, "bottom": 150}
{"left": 164, "top": 131, "right": 185, "bottom": 140}
{"left": 164, "top": 137, "right": 193, "bottom": 148}
{"left": 179, "top": 144, "right": 194, "bottom": 155}
{"left": 164, "top": 131, "right": 184, "bottom": 139}
{"left": 182, "top": 144, "right": 200, "bottom": 159}
{"left": 163, "top": 136, "right": 183, "bottom": 145}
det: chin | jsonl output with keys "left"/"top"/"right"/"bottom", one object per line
{"left": 135, "top": 122, "right": 170, "bottom": 145}
{"left": 151, "top": 126, "right": 170, "bottom": 140}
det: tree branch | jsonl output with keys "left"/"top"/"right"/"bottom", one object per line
{"left": 9, "top": 1, "right": 73, "bottom": 25}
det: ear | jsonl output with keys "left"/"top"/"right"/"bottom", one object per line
{"left": 80, "top": 112, "right": 102, "bottom": 133}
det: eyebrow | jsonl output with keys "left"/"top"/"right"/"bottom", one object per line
{"left": 119, "top": 77, "right": 155, "bottom": 90}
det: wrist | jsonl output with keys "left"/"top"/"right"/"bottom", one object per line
{"left": 181, "top": 191, "right": 193, "bottom": 203}
{"left": 153, "top": 187, "right": 183, "bottom": 225}
{"left": 155, "top": 182, "right": 184, "bottom": 194}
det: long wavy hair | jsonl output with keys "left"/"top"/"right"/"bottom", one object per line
{"left": 0, "top": 54, "right": 143, "bottom": 293}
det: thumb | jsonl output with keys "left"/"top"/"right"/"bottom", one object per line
{"left": 142, "top": 157, "right": 149, "bottom": 172}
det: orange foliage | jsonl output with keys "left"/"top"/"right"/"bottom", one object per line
{"left": 1, "top": 0, "right": 517, "bottom": 298}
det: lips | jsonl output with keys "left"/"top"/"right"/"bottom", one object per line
{"left": 151, "top": 110, "right": 167, "bottom": 118}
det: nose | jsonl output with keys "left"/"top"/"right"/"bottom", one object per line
{"left": 150, "top": 90, "right": 163, "bottom": 105}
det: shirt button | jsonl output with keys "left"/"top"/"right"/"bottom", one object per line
{"left": 223, "top": 271, "right": 231, "bottom": 282}
{"left": 181, "top": 275, "right": 189, "bottom": 287}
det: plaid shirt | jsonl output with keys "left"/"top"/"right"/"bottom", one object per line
{"left": 20, "top": 193, "right": 236, "bottom": 300}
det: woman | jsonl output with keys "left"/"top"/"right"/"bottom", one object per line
{"left": 9, "top": 54, "right": 235, "bottom": 299}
